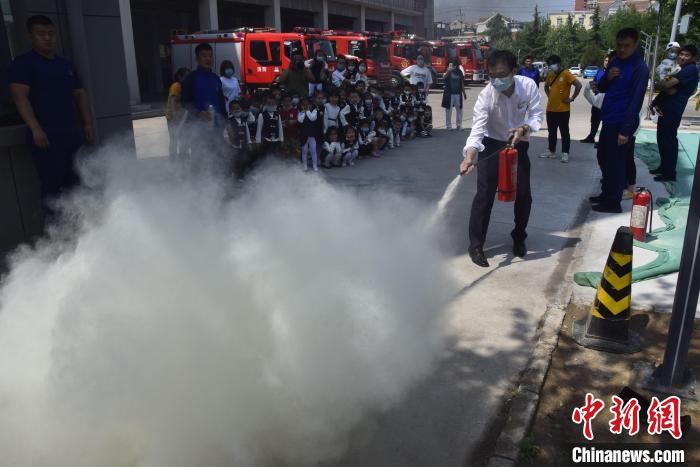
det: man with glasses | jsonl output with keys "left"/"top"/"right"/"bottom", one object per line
{"left": 460, "top": 50, "right": 544, "bottom": 267}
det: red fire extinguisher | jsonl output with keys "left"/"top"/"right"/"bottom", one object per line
{"left": 630, "top": 187, "right": 653, "bottom": 241}
{"left": 498, "top": 144, "right": 518, "bottom": 202}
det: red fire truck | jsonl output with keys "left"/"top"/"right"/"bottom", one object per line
{"left": 170, "top": 28, "right": 336, "bottom": 89}
{"left": 452, "top": 42, "right": 486, "bottom": 84}
{"left": 315, "top": 29, "right": 392, "bottom": 87}
{"left": 480, "top": 43, "right": 491, "bottom": 78}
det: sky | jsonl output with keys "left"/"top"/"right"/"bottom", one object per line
{"left": 434, "top": 0, "right": 576, "bottom": 23}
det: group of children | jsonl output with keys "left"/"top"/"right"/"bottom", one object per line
{"left": 226, "top": 79, "right": 433, "bottom": 174}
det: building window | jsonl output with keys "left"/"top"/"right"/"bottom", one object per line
{"left": 579, "top": 16, "right": 585, "bottom": 25}
{"left": 557, "top": 17, "right": 563, "bottom": 26}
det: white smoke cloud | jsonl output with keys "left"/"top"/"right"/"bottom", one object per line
{"left": 0, "top": 141, "right": 453, "bottom": 467}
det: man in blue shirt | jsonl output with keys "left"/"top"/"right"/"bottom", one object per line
{"left": 581, "top": 53, "right": 611, "bottom": 144}
{"left": 517, "top": 55, "right": 540, "bottom": 87}
{"left": 651, "top": 44, "right": 699, "bottom": 182}
{"left": 8, "top": 15, "right": 94, "bottom": 218}
{"left": 591, "top": 28, "right": 649, "bottom": 213}
{"left": 180, "top": 42, "right": 226, "bottom": 161}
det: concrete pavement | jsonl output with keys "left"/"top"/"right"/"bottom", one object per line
{"left": 133, "top": 87, "right": 606, "bottom": 464}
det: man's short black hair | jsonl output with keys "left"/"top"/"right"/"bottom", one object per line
{"left": 681, "top": 44, "right": 698, "bottom": 57}
{"left": 523, "top": 54, "right": 534, "bottom": 62}
{"left": 26, "top": 15, "right": 54, "bottom": 32}
{"left": 616, "top": 28, "right": 639, "bottom": 42}
{"left": 195, "top": 43, "right": 213, "bottom": 57}
{"left": 488, "top": 50, "right": 517, "bottom": 71}
{"left": 547, "top": 54, "right": 562, "bottom": 65}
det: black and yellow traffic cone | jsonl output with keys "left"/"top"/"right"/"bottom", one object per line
{"left": 573, "top": 226, "right": 641, "bottom": 353}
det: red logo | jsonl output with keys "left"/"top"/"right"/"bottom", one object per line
{"left": 572, "top": 393, "right": 605, "bottom": 440}
{"left": 648, "top": 395, "right": 682, "bottom": 439}
{"left": 609, "top": 395, "right": 641, "bottom": 436}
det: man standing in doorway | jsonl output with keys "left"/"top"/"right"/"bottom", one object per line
{"left": 460, "top": 50, "right": 544, "bottom": 267}
{"left": 592, "top": 28, "right": 649, "bottom": 213}
{"left": 541, "top": 55, "right": 581, "bottom": 163}
{"left": 651, "top": 44, "right": 699, "bottom": 182}
{"left": 8, "top": 14, "right": 94, "bottom": 220}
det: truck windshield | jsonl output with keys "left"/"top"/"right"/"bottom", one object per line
{"left": 347, "top": 40, "right": 367, "bottom": 58}
{"left": 432, "top": 46, "right": 446, "bottom": 58}
{"left": 306, "top": 39, "right": 337, "bottom": 61}
{"left": 367, "top": 38, "right": 390, "bottom": 62}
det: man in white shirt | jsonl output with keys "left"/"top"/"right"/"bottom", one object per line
{"left": 401, "top": 54, "right": 433, "bottom": 87}
{"left": 460, "top": 50, "right": 544, "bottom": 267}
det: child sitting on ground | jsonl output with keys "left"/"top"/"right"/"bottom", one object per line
{"left": 322, "top": 127, "right": 343, "bottom": 168}
{"left": 342, "top": 126, "right": 359, "bottom": 166}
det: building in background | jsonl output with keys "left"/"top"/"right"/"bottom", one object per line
{"left": 124, "top": 0, "right": 434, "bottom": 101}
{"left": 474, "top": 13, "right": 522, "bottom": 41}
{"left": 548, "top": 10, "right": 596, "bottom": 29}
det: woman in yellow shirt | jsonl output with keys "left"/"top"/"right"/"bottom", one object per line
{"left": 540, "top": 55, "right": 582, "bottom": 163}
{"left": 166, "top": 67, "right": 189, "bottom": 159}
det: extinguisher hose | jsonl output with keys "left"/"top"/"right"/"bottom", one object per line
{"left": 464, "top": 135, "right": 516, "bottom": 173}
{"left": 648, "top": 190, "right": 654, "bottom": 235}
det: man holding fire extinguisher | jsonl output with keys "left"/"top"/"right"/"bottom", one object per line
{"left": 460, "top": 50, "right": 544, "bottom": 268}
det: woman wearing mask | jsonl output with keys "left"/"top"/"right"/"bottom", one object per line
{"left": 400, "top": 54, "right": 433, "bottom": 88}
{"left": 442, "top": 58, "right": 467, "bottom": 130}
{"left": 278, "top": 53, "right": 314, "bottom": 98}
{"left": 332, "top": 56, "right": 349, "bottom": 87}
{"left": 219, "top": 60, "right": 240, "bottom": 114}
{"left": 353, "top": 60, "right": 369, "bottom": 86}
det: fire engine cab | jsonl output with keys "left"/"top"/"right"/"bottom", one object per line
{"left": 319, "top": 29, "right": 392, "bottom": 87}
{"left": 452, "top": 42, "right": 486, "bottom": 84}
{"left": 171, "top": 28, "right": 336, "bottom": 89}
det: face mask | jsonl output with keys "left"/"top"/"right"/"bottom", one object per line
{"left": 667, "top": 52, "right": 678, "bottom": 60}
{"left": 250, "top": 106, "right": 259, "bottom": 114}
{"left": 224, "top": 68, "right": 234, "bottom": 78}
{"left": 361, "top": 128, "right": 369, "bottom": 133}
{"left": 359, "top": 65, "right": 367, "bottom": 72}
{"left": 400, "top": 115, "right": 406, "bottom": 121}
{"left": 265, "top": 105, "right": 276, "bottom": 112}
{"left": 549, "top": 63, "right": 559, "bottom": 73}
{"left": 291, "top": 97, "right": 300, "bottom": 106}
{"left": 404, "top": 89, "right": 410, "bottom": 94}
{"left": 316, "top": 55, "right": 325, "bottom": 62}
{"left": 337, "top": 64, "right": 345, "bottom": 71}
{"left": 417, "top": 59, "right": 425, "bottom": 66}
{"left": 348, "top": 66, "right": 356, "bottom": 71}
{"left": 389, "top": 92, "right": 395, "bottom": 97}
{"left": 364, "top": 99, "right": 372, "bottom": 106}
{"left": 492, "top": 76, "right": 514, "bottom": 93}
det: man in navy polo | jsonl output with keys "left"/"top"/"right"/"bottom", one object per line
{"left": 517, "top": 55, "right": 540, "bottom": 87}
{"left": 180, "top": 42, "right": 226, "bottom": 160}
{"left": 8, "top": 15, "right": 94, "bottom": 217}
{"left": 651, "top": 44, "right": 699, "bottom": 182}
{"left": 591, "top": 28, "right": 649, "bottom": 213}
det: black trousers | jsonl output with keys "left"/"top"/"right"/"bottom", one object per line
{"left": 656, "top": 112, "right": 682, "bottom": 179}
{"left": 469, "top": 137, "right": 532, "bottom": 251}
{"left": 546, "top": 111, "right": 571, "bottom": 154}
{"left": 587, "top": 106, "right": 601, "bottom": 140}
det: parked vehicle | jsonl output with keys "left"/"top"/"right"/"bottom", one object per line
{"left": 171, "top": 28, "right": 336, "bottom": 90}
{"left": 583, "top": 65, "right": 599, "bottom": 79}
{"left": 569, "top": 66, "right": 582, "bottom": 76}
{"left": 315, "top": 29, "right": 392, "bottom": 87}
{"left": 479, "top": 43, "right": 491, "bottom": 79}
{"left": 532, "top": 61, "right": 547, "bottom": 77}
{"left": 451, "top": 42, "right": 486, "bottom": 84}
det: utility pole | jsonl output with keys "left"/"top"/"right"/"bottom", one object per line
{"left": 670, "top": 0, "right": 683, "bottom": 42}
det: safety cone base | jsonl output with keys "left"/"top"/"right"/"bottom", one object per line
{"left": 573, "top": 316, "right": 641, "bottom": 354}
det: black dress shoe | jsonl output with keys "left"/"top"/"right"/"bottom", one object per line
{"left": 654, "top": 175, "right": 676, "bottom": 182}
{"left": 513, "top": 241, "right": 527, "bottom": 258}
{"left": 592, "top": 203, "right": 622, "bottom": 213}
{"left": 589, "top": 195, "right": 604, "bottom": 204}
{"left": 469, "top": 247, "right": 489, "bottom": 267}
{"left": 649, "top": 167, "right": 663, "bottom": 175}
{"left": 580, "top": 136, "right": 595, "bottom": 143}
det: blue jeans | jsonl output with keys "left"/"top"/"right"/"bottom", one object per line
{"left": 656, "top": 112, "right": 683, "bottom": 179}
{"left": 597, "top": 122, "right": 628, "bottom": 206}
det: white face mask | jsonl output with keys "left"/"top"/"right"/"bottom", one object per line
{"left": 549, "top": 63, "right": 560, "bottom": 73}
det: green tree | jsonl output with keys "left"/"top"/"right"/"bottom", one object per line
{"left": 589, "top": 5, "right": 603, "bottom": 49}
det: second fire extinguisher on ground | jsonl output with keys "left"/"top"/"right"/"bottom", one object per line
{"left": 630, "top": 187, "right": 653, "bottom": 241}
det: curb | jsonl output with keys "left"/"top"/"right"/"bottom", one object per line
{"left": 485, "top": 304, "right": 567, "bottom": 466}
{"left": 484, "top": 193, "right": 596, "bottom": 466}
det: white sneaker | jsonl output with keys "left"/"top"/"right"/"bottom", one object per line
{"left": 540, "top": 151, "right": 556, "bottom": 159}
{"left": 313, "top": 167, "right": 319, "bottom": 172}
{"left": 560, "top": 153, "right": 569, "bottom": 163}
